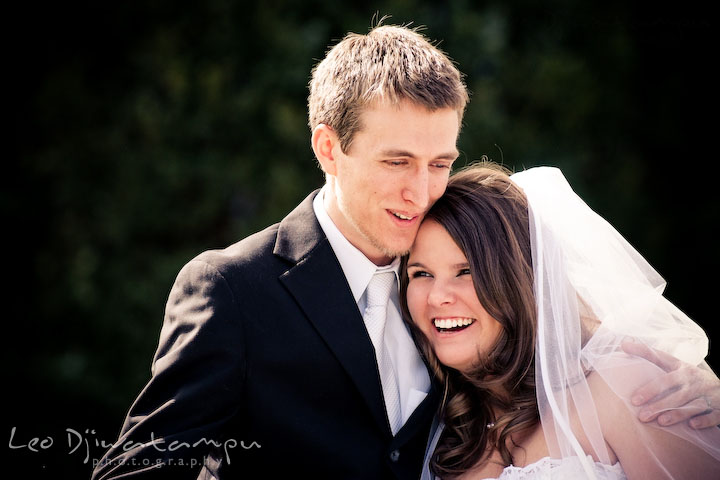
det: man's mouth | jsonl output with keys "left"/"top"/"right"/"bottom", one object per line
{"left": 433, "top": 317, "right": 475, "bottom": 333}
{"left": 389, "top": 210, "right": 416, "bottom": 221}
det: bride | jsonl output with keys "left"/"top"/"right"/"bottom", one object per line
{"left": 402, "top": 163, "right": 720, "bottom": 479}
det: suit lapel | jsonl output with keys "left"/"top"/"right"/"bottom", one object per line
{"left": 274, "top": 191, "right": 389, "bottom": 433}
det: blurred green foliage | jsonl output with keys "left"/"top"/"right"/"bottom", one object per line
{"left": 7, "top": 1, "right": 717, "bottom": 476}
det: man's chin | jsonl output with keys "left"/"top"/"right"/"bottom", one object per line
{"left": 361, "top": 228, "right": 415, "bottom": 262}
{"left": 375, "top": 242, "right": 411, "bottom": 261}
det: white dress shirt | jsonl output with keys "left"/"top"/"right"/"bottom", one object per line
{"left": 313, "top": 188, "right": 430, "bottom": 426}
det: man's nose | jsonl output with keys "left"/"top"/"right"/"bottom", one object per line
{"left": 401, "top": 166, "right": 430, "bottom": 210}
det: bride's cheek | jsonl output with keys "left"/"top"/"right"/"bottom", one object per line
{"left": 406, "top": 287, "right": 423, "bottom": 323}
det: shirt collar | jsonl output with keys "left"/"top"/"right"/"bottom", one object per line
{"left": 313, "top": 186, "right": 400, "bottom": 303}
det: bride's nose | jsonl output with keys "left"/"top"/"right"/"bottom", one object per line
{"left": 427, "top": 279, "right": 455, "bottom": 307}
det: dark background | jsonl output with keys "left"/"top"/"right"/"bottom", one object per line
{"left": 6, "top": 1, "right": 717, "bottom": 477}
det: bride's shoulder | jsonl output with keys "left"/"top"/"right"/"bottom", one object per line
{"left": 583, "top": 367, "right": 636, "bottom": 429}
{"left": 579, "top": 351, "right": 720, "bottom": 478}
{"left": 566, "top": 353, "right": 664, "bottom": 458}
{"left": 585, "top": 350, "right": 666, "bottom": 404}
{"left": 581, "top": 352, "right": 671, "bottom": 454}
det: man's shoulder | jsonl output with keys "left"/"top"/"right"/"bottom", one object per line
{"left": 191, "top": 222, "right": 283, "bottom": 274}
{"left": 175, "top": 190, "right": 325, "bottom": 282}
{"left": 165, "top": 223, "right": 288, "bottom": 303}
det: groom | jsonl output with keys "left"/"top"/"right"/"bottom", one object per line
{"left": 92, "top": 24, "right": 718, "bottom": 480}
{"left": 92, "top": 24, "right": 467, "bottom": 480}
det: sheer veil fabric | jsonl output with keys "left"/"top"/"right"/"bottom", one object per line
{"left": 510, "top": 167, "right": 720, "bottom": 479}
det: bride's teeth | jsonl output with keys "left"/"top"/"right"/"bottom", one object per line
{"left": 433, "top": 318, "right": 473, "bottom": 330}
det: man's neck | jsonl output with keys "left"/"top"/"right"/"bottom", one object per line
{"left": 321, "top": 185, "right": 395, "bottom": 266}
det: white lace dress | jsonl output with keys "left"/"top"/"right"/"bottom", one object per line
{"left": 421, "top": 454, "right": 626, "bottom": 479}
{"left": 484, "top": 455, "right": 626, "bottom": 479}
{"left": 421, "top": 422, "right": 627, "bottom": 480}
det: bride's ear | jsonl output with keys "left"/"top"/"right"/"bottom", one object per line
{"left": 312, "top": 124, "right": 339, "bottom": 176}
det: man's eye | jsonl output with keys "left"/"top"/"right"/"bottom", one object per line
{"left": 386, "top": 160, "right": 408, "bottom": 166}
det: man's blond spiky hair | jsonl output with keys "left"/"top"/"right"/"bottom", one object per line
{"left": 308, "top": 22, "right": 469, "bottom": 153}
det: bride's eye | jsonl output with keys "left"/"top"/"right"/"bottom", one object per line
{"left": 410, "top": 270, "right": 432, "bottom": 279}
{"left": 458, "top": 268, "right": 471, "bottom": 276}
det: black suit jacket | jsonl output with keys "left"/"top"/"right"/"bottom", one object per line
{"left": 92, "top": 191, "right": 440, "bottom": 479}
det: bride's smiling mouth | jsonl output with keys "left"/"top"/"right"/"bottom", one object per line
{"left": 433, "top": 317, "right": 475, "bottom": 333}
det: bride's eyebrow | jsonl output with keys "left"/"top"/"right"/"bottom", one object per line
{"left": 406, "top": 262, "right": 426, "bottom": 269}
{"left": 407, "top": 262, "right": 469, "bottom": 269}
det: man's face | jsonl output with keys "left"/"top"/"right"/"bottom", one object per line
{"left": 324, "top": 100, "right": 460, "bottom": 265}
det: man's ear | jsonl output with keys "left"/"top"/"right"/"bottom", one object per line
{"left": 312, "top": 124, "right": 339, "bottom": 176}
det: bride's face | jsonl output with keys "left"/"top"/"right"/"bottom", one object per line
{"left": 406, "top": 219, "right": 503, "bottom": 373}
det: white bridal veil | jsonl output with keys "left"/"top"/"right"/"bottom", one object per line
{"left": 510, "top": 167, "right": 720, "bottom": 479}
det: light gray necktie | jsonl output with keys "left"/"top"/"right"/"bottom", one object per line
{"left": 364, "top": 270, "right": 402, "bottom": 435}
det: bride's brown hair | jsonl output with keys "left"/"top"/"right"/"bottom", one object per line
{"left": 401, "top": 162, "right": 538, "bottom": 477}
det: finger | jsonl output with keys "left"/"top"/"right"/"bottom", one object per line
{"left": 702, "top": 385, "right": 720, "bottom": 414}
{"left": 631, "top": 368, "right": 693, "bottom": 407}
{"left": 640, "top": 397, "right": 711, "bottom": 426}
{"left": 690, "top": 409, "right": 720, "bottom": 430}
{"left": 621, "top": 339, "right": 680, "bottom": 373}
{"left": 637, "top": 385, "right": 691, "bottom": 423}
